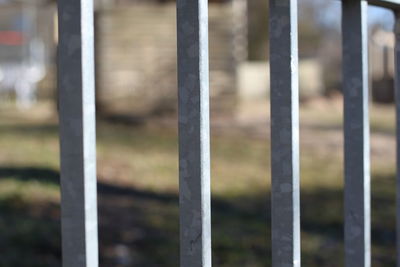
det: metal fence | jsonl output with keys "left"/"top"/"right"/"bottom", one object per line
{"left": 56, "top": 0, "right": 400, "bottom": 266}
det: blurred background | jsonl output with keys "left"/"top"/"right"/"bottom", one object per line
{"left": 0, "top": 0, "right": 397, "bottom": 266}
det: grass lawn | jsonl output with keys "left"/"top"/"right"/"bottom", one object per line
{"left": 0, "top": 100, "right": 397, "bottom": 266}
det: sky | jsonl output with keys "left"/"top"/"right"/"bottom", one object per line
{"left": 369, "top": 5, "right": 394, "bottom": 29}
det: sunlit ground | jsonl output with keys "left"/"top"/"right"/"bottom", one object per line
{"left": 0, "top": 98, "right": 397, "bottom": 266}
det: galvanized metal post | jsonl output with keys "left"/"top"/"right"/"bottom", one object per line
{"left": 395, "top": 10, "right": 400, "bottom": 267}
{"left": 58, "top": 0, "right": 98, "bottom": 266}
{"left": 269, "top": 0, "right": 301, "bottom": 266}
{"left": 342, "top": 1, "right": 370, "bottom": 266}
{"left": 176, "top": 0, "right": 212, "bottom": 266}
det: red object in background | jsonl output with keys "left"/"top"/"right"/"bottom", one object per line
{"left": 0, "top": 31, "right": 25, "bottom": 46}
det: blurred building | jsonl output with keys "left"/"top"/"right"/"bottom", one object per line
{"left": 0, "top": 0, "right": 396, "bottom": 117}
{"left": 0, "top": 0, "right": 326, "bottom": 117}
{"left": 94, "top": 0, "right": 247, "bottom": 117}
{"left": 92, "top": 0, "right": 325, "bottom": 118}
{"left": 0, "top": 0, "right": 251, "bottom": 116}
{"left": 2, "top": 0, "right": 369, "bottom": 116}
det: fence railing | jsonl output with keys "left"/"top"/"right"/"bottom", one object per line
{"left": 56, "top": 0, "right": 400, "bottom": 266}
{"left": 58, "top": 0, "right": 98, "bottom": 266}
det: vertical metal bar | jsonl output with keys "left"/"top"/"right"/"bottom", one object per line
{"left": 269, "top": 0, "right": 300, "bottom": 266}
{"left": 394, "top": 11, "right": 400, "bottom": 267}
{"left": 176, "top": 0, "right": 211, "bottom": 266}
{"left": 58, "top": 0, "right": 98, "bottom": 266}
{"left": 342, "top": 1, "right": 370, "bottom": 266}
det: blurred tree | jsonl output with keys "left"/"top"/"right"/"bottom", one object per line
{"left": 247, "top": 0, "right": 331, "bottom": 60}
{"left": 247, "top": 0, "right": 268, "bottom": 60}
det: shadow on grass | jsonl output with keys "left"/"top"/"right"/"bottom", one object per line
{"left": 0, "top": 167, "right": 396, "bottom": 266}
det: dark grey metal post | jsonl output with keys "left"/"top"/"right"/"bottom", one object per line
{"left": 342, "top": 1, "right": 370, "bottom": 266}
{"left": 395, "top": 11, "right": 400, "bottom": 267}
{"left": 269, "top": 0, "right": 301, "bottom": 266}
{"left": 58, "top": 0, "right": 98, "bottom": 266}
{"left": 177, "top": 0, "right": 212, "bottom": 266}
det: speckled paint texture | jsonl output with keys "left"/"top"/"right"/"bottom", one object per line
{"left": 177, "top": 0, "right": 211, "bottom": 266}
{"left": 342, "top": 1, "right": 370, "bottom": 266}
{"left": 269, "top": 0, "right": 300, "bottom": 266}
